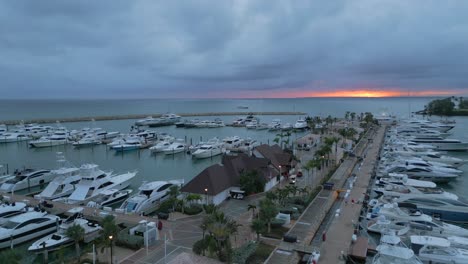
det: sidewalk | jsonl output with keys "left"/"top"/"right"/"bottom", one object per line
{"left": 316, "top": 126, "right": 385, "bottom": 264}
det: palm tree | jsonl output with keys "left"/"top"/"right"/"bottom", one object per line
{"left": 251, "top": 219, "right": 266, "bottom": 242}
{"left": 99, "top": 215, "right": 119, "bottom": 262}
{"left": 66, "top": 224, "right": 85, "bottom": 260}
{"left": 350, "top": 112, "right": 356, "bottom": 122}
{"left": 247, "top": 204, "right": 257, "bottom": 219}
{"left": 168, "top": 185, "right": 180, "bottom": 213}
{"left": 259, "top": 198, "right": 278, "bottom": 233}
{"left": 345, "top": 111, "right": 350, "bottom": 121}
{"left": 186, "top": 193, "right": 202, "bottom": 205}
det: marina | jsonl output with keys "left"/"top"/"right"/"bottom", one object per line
{"left": 0, "top": 98, "right": 467, "bottom": 264}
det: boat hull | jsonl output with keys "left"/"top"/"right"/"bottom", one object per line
{"left": 29, "top": 140, "right": 68, "bottom": 148}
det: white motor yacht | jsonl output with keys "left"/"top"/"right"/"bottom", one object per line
{"left": 293, "top": 118, "right": 308, "bottom": 129}
{"left": 0, "top": 169, "right": 53, "bottom": 192}
{"left": 0, "top": 210, "right": 59, "bottom": 249}
{"left": 120, "top": 180, "right": 183, "bottom": 215}
{"left": 368, "top": 217, "right": 468, "bottom": 237}
{"left": 162, "top": 141, "right": 187, "bottom": 155}
{"left": 192, "top": 138, "right": 224, "bottom": 159}
{"left": 55, "top": 164, "right": 136, "bottom": 205}
{"left": 246, "top": 120, "right": 258, "bottom": 129}
{"left": 373, "top": 234, "right": 423, "bottom": 264}
{"left": 379, "top": 165, "right": 458, "bottom": 183}
{"left": 281, "top": 123, "right": 293, "bottom": 131}
{"left": 29, "top": 130, "right": 70, "bottom": 148}
{"left": 394, "top": 196, "right": 468, "bottom": 223}
{"left": 268, "top": 119, "right": 281, "bottom": 131}
{"left": 86, "top": 189, "right": 133, "bottom": 209}
{"left": 73, "top": 134, "right": 102, "bottom": 147}
{"left": 149, "top": 136, "right": 175, "bottom": 153}
{"left": 28, "top": 208, "right": 101, "bottom": 252}
{"left": 368, "top": 202, "right": 433, "bottom": 222}
{"left": 237, "top": 138, "right": 259, "bottom": 153}
{"left": 223, "top": 136, "right": 244, "bottom": 150}
{"left": 111, "top": 137, "right": 144, "bottom": 151}
{"left": 135, "top": 116, "right": 157, "bottom": 126}
{"left": 374, "top": 183, "right": 458, "bottom": 200}
{"left": 377, "top": 173, "right": 437, "bottom": 189}
{"left": 34, "top": 154, "right": 81, "bottom": 200}
{"left": 410, "top": 137, "right": 468, "bottom": 151}
{"left": 410, "top": 235, "right": 468, "bottom": 263}
{"left": 0, "top": 202, "right": 27, "bottom": 224}
{"left": 255, "top": 123, "right": 269, "bottom": 130}
{"left": 0, "top": 132, "right": 29, "bottom": 143}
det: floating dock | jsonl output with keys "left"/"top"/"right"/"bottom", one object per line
{"left": 0, "top": 111, "right": 306, "bottom": 125}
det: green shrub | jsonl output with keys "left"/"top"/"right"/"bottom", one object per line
{"left": 270, "top": 218, "right": 286, "bottom": 228}
{"left": 192, "top": 239, "right": 206, "bottom": 255}
{"left": 184, "top": 205, "right": 203, "bottom": 215}
{"left": 155, "top": 199, "right": 173, "bottom": 214}
{"left": 232, "top": 241, "right": 257, "bottom": 264}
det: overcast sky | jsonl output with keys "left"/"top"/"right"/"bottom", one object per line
{"left": 1, "top": 1, "right": 467, "bottom": 98}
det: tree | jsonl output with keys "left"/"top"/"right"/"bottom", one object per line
{"left": 251, "top": 219, "right": 267, "bottom": 242}
{"left": 426, "top": 98, "right": 455, "bottom": 116}
{"left": 350, "top": 112, "right": 356, "bottom": 122}
{"left": 0, "top": 249, "right": 21, "bottom": 264}
{"left": 239, "top": 170, "right": 266, "bottom": 195}
{"left": 186, "top": 193, "right": 202, "bottom": 205}
{"left": 168, "top": 185, "right": 180, "bottom": 213}
{"left": 99, "top": 215, "right": 119, "bottom": 262}
{"left": 344, "top": 111, "right": 350, "bottom": 121}
{"left": 259, "top": 198, "right": 279, "bottom": 233}
{"left": 247, "top": 204, "right": 257, "bottom": 219}
{"left": 66, "top": 224, "right": 85, "bottom": 260}
{"left": 202, "top": 211, "right": 239, "bottom": 261}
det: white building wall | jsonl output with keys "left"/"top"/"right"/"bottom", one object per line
{"left": 212, "top": 189, "right": 230, "bottom": 205}
{"left": 264, "top": 177, "right": 278, "bottom": 192}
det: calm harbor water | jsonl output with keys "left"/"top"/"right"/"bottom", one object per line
{"left": 0, "top": 97, "right": 466, "bottom": 199}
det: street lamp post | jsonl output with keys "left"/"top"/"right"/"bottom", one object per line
{"left": 109, "top": 235, "right": 113, "bottom": 264}
{"left": 204, "top": 188, "right": 208, "bottom": 205}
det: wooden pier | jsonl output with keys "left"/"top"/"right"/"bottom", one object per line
{"left": 0, "top": 111, "right": 306, "bottom": 125}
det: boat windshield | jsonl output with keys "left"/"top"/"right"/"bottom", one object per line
{"left": 1, "top": 220, "right": 18, "bottom": 229}
{"left": 124, "top": 202, "right": 138, "bottom": 212}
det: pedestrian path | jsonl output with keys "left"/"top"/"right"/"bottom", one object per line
{"left": 315, "top": 126, "right": 385, "bottom": 264}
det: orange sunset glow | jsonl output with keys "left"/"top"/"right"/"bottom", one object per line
{"left": 227, "top": 88, "right": 464, "bottom": 99}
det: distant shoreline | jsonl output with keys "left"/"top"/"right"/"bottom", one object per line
{"left": 0, "top": 111, "right": 306, "bottom": 125}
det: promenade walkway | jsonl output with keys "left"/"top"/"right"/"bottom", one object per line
{"left": 266, "top": 125, "right": 383, "bottom": 264}
{"left": 317, "top": 125, "right": 385, "bottom": 264}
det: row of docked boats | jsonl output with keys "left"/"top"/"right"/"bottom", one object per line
{"left": 0, "top": 204, "right": 101, "bottom": 252}
{"left": 367, "top": 118, "right": 468, "bottom": 263}
{"left": 0, "top": 161, "right": 184, "bottom": 218}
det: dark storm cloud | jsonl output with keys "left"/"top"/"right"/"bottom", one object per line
{"left": 0, "top": 0, "right": 467, "bottom": 98}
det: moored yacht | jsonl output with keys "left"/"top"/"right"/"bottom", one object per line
{"left": 34, "top": 154, "right": 81, "bottom": 200}
{"left": 222, "top": 136, "right": 244, "bottom": 150}
{"left": 192, "top": 139, "right": 224, "bottom": 159}
{"left": 28, "top": 208, "right": 102, "bottom": 252}
{"left": 395, "top": 196, "right": 468, "bottom": 223}
{"left": 293, "top": 118, "right": 308, "bottom": 129}
{"left": 111, "top": 137, "right": 144, "bottom": 151}
{"left": 0, "top": 132, "right": 29, "bottom": 143}
{"left": 120, "top": 180, "right": 183, "bottom": 215}
{"left": 0, "top": 202, "right": 28, "bottom": 224}
{"left": 55, "top": 164, "right": 136, "bottom": 205}
{"left": 86, "top": 189, "right": 133, "bottom": 209}
{"left": 29, "top": 130, "right": 70, "bottom": 148}
{"left": 410, "top": 235, "right": 468, "bottom": 263}
{"left": 0, "top": 169, "right": 53, "bottom": 192}
{"left": 72, "top": 134, "right": 102, "bottom": 147}
{"left": 372, "top": 234, "right": 423, "bottom": 264}
{"left": 0, "top": 210, "right": 59, "bottom": 249}
{"left": 268, "top": 119, "right": 281, "bottom": 131}
{"left": 162, "top": 141, "right": 187, "bottom": 155}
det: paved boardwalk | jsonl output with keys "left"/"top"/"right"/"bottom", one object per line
{"left": 266, "top": 126, "right": 383, "bottom": 264}
{"left": 317, "top": 126, "right": 385, "bottom": 264}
